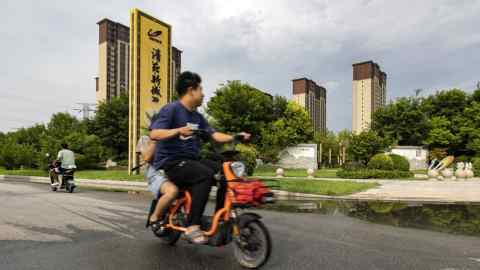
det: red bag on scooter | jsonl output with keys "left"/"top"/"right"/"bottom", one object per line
{"left": 231, "top": 179, "right": 274, "bottom": 205}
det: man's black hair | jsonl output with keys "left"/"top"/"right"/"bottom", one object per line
{"left": 175, "top": 71, "right": 202, "bottom": 97}
{"left": 61, "top": 143, "right": 68, "bottom": 149}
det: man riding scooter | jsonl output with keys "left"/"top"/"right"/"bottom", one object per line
{"left": 57, "top": 143, "right": 76, "bottom": 189}
{"left": 149, "top": 71, "right": 250, "bottom": 244}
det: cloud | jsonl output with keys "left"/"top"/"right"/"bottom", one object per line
{"left": 1, "top": 0, "right": 479, "bottom": 133}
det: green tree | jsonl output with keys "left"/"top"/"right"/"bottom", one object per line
{"left": 421, "top": 89, "right": 468, "bottom": 120}
{"left": 423, "top": 116, "right": 460, "bottom": 147}
{"left": 65, "top": 132, "right": 106, "bottom": 169}
{"left": 472, "top": 88, "right": 480, "bottom": 103}
{"left": 89, "top": 94, "right": 129, "bottom": 160}
{"left": 259, "top": 102, "right": 314, "bottom": 162}
{"left": 347, "top": 131, "right": 388, "bottom": 164}
{"left": 0, "top": 136, "right": 37, "bottom": 169}
{"left": 372, "top": 97, "right": 429, "bottom": 146}
{"left": 10, "top": 124, "right": 47, "bottom": 152}
{"left": 47, "top": 113, "right": 82, "bottom": 140}
{"left": 206, "top": 81, "right": 279, "bottom": 143}
{"left": 458, "top": 101, "right": 480, "bottom": 154}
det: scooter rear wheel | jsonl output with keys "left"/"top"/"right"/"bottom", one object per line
{"left": 158, "top": 211, "right": 185, "bottom": 246}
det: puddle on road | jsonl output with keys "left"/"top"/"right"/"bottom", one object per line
{"left": 260, "top": 199, "right": 480, "bottom": 236}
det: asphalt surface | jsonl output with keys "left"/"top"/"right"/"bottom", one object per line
{"left": 1, "top": 181, "right": 479, "bottom": 270}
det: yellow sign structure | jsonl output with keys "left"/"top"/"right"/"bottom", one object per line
{"left": 128, "top": 9, "right": 171, "bottom": 174}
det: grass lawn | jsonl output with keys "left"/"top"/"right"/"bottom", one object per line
{"left": 0, "top": 168, "right": 48, "bottom": 177}
{"left": 0, "top": 168, "right": 144, "bottom": 181}
{"left": 261, "top": 178, "right": 378, "bottom": 196}
{"left": 254, "top": 165, "right": 339, "bottom": 178}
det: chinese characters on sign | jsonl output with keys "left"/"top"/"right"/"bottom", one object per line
{"left": 151, "top": 48, "right": 161, "bottom": 103}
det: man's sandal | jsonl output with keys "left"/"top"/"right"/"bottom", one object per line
{"left": 184, "top": 227, "right": 208, "bottom": 245}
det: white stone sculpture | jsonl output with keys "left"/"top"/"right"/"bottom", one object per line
{"left": 428, "top": 156, "right": 455, "bottom": 181}
{"left": 455, "top": 162, "right": 466, "bottom": 180}
{"left": 465, "top": 162, "right": 474, "bottom": 179}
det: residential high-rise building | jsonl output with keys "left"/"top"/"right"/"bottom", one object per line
{"left": 96, "top": 18, "right": 182, "bottom": 104}
{"left": 292, "top": 78, "right": 327, "bottom": 134}
{"left": 96, "top": 18, "right": 130, "bottom": 103}
{"left": 352, "top": 61, "right": 387, "bottom": 134}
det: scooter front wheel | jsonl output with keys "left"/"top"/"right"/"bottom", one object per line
{"left": 233, "top": 220, "right": 272, "bottom": 269}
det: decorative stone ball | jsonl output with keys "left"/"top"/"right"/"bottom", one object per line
{"left": 307, "top": 168, "right": 315, "bottom": 178}
{"left": 275, "top": 168, "right": 284, "bottom": 177}
{"left": 452, "top": 176, "right": 457, "bottom": 181}
{"left": 437, "top": 175, "right": 444, "bottom": 181}
{"left": 441, "top": 168, "right": 453, "bottom": 179}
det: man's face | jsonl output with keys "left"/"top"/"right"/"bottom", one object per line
{"left": 189, "top": 84, "right": 204, "bottom": 107}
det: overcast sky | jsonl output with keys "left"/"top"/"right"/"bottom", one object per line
{"left": 1, "top": 0, "right": 479, "bottom": 133}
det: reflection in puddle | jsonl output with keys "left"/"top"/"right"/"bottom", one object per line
{"left": 260, "top": 200, "right": 480, "bottom": 236}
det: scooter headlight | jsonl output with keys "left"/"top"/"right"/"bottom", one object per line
{"left": 230, "top": 161, "right": 246, "bottom": 178}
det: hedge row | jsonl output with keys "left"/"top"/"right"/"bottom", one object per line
{"left": 337, "top": 169, "right": 414, "bottom": 179}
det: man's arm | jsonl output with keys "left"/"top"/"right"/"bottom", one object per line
{"left": 211, "top": 132, "right": 251, "bottom": 143}
{"left": 149, "top": 128, "right": 179, "bottom": 141}
{"left": 149, "top": 126, "right": 193, "bottom": 141}
{"left": 142, "top": 141, "right": 157, "bottom": 162}
{"left": 211, "top": 132, "right": 234, "bottom": 143}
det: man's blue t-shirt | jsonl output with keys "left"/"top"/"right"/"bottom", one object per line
{"left": 149, "top": 101, "right": 215, "bottom": 169}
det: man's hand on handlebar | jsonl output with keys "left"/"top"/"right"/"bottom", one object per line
{"left": 177, "top": 126, "right": 193, "bottom": 137}
{"left": 233, "top": 132, "right": 251, "bottom": 142}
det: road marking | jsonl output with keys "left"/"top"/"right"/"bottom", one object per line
{"left": 469, "top": 257, "right": 480, "bottom": 263}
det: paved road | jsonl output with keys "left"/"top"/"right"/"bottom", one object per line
{"left": 1, "top": 181, "right": 479, "bottom": 270}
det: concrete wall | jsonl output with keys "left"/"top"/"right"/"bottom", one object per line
{"left": 277, "top": 144, "right": 318, "bottom": 169}
{"left": 391, "top": 147, "right": 428, "bottom": 170}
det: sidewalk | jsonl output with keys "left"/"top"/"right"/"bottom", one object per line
{"left": 2, "top": 174, "right": 480, "bottom": 204}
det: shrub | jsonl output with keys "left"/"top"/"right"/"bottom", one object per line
{"left": 389, "top": 154, "right": 410, "bottom": 171}
{"left": 117, "top": 159, "right": 129, "bottom": 167}
{"left": 367, "top": 154, "right": 394, "bottom": 170}
{"left": 0, "top": 140, "right": 37, "bottom": 169}
{"left": 235, "top": 144, "right": 258, "bottom": 176}
{"left": 455, "top": 155, "right": 471, "bottom": 163}
{"left": 342, "top": 161, "right": 366, "bottom": 171}
{"left": 337, "top": 169, "right": 413, "bottom": 179}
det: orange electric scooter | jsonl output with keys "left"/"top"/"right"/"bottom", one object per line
{"left": 146, "top": 131, "right": 275, "bottom": 269}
